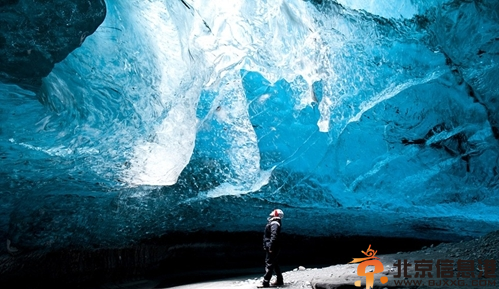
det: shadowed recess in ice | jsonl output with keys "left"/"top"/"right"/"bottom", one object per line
{"left": 1, "top": 0, "right": 499, "bottom": 250}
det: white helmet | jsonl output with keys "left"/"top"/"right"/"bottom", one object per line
{"left": 269, "top": 209, "right": 284, "bottom": 219}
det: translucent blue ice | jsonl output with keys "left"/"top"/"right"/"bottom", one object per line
{"left": 1, "top": 0, "right": 499, "bottom": 249}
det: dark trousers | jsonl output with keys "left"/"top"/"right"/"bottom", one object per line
{"left": 263, "top": 249, "right": 283, "bottom": 282}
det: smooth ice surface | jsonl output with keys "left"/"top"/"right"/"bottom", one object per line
{"left": 1, "top": 0, "right": 499, "bottom": 250}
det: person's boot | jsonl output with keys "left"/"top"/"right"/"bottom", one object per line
{"left": 261, "top": 280, "right": 270, "bottom": 287}
{"left": 271, "top": 278, "right": 284, "bottom": 286}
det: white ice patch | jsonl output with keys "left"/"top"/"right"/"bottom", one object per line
{"left": 204, "top": 167, "right": 274, "bottom": 198}
{"left": 117, "top": 0, "right": 202, "bottom": 186}
{"left": 126, "top": 108, "right": 197, "bottom": 186}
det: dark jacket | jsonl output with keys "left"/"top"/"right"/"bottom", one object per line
{"left": 263, "top": 217, "right": 281, "bottom": 251}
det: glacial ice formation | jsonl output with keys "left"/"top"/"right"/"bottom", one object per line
{"left": 1, "top": 0, "right": 499, "bottom": 250}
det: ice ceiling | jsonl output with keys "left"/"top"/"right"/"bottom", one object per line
{"left": 1, "top": 0, "right": 499, "bottom": 251}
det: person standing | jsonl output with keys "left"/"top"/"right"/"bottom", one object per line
{"left": 261, "top": 209, "right": 284, "bottom": 287}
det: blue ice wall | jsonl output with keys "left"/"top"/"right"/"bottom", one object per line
{"left": 1, "top": 0, "right": 499, "bottom": 251}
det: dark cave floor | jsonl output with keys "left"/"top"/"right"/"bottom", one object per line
{"left": 2, "top": 230, "right": 499, "bottom": 288}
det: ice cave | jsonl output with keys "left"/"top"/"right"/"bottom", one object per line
{"left": 1, "top": 0, "right": 499, "bottom": 287}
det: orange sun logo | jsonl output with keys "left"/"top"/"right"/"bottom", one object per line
{"left": 349, "top": 245, "right": 388, "bottom": 289}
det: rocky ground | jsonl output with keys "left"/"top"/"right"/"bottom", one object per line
{"left": 164, "top": 230, "right": 499, "bottom": 289}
